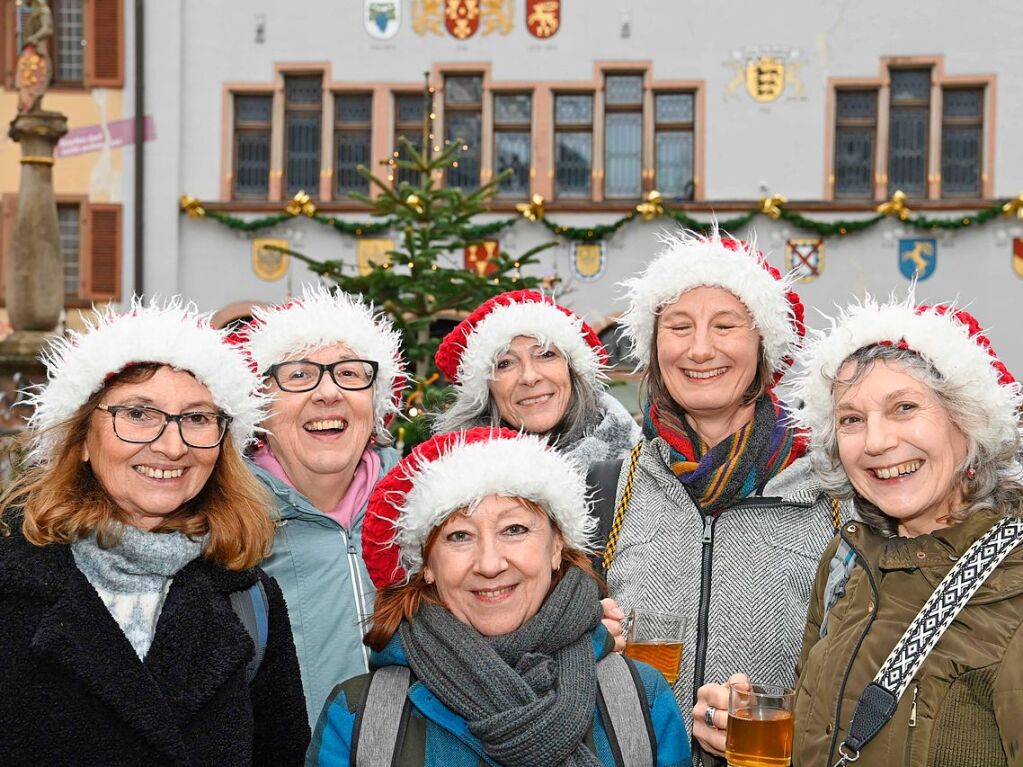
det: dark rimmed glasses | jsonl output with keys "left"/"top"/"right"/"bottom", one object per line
{"left": 95, "top": 404, "right": 231, "bottom": 449}
{"left": 267, "top": 359, "right": 379, "bottom": 393}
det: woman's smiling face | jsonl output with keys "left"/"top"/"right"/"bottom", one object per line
{"left": 488, "top": 335, "right": 573, "bottom": 435}
{"left": 834, "top": 359, "right": 968, "bottom": 537}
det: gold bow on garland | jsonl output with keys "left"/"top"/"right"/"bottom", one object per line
{"left": 286, "top": 191, "right": 317, "bottom": 217}
{"left": 758, "top": 194, "right": 786, "bottom": 220}
{"left": 515, "top": 193, "right": 546, "bottom": 222}
{"left": 405, "top": 194, "right": 425, "bottom": 215}
{"left": 636, "top": 190, "right": 665, "bottom": 221}
{"left": 1001, "top": 194, "right": 1023, "bottom": 220}
{"left": 877, "top": 190, "right": 911, "bottom": 221}
{"left": 179, "top": 195, "right": 206, "bottom": 219}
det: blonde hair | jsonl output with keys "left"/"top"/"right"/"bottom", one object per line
{"left": 0, "top": 364, "right": 275, "bottom": 570}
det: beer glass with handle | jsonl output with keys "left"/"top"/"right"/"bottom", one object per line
{"left": 623, "top": 608, "right": 686, "bottom": 685}
{"left": 725, "top": 683, "right": 795, "bottom": 767}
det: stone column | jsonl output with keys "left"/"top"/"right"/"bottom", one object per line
{"left": 5, "top": 110, "right": 68, "bottom": 338}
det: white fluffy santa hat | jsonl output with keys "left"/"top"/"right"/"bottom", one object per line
{"left": 434, "top": 289, "right": 608, "bottom": 410}
{"left": 241, "top": 284, "right": 407, "bottom": 442}
{"left": 618, "top": 227, "right": 805, "bottom": 378}
{"left": 27, "top": 297, "right": 267, "bottom": 465}
{"left": 362, "top": 426, "right": 595, "bottom": 588}
{"left": 791, "top": 294, "right": 1021, "bottom": 452}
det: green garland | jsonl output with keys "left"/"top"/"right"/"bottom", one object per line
{"left": 185, "top": 196, "right": 1020, "bottom": 243}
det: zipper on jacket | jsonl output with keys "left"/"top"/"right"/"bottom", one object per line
{"left": 342, "top": 527, "right": 371, "bottom": 671}
{"left": 692, "top": 512, "right": 716, "bottom": 766}
{"left": 908, "top": 685, "right": 918, "bottom": 728}
{"left": 825, "top": 531, "right": 881, "bottom": 765}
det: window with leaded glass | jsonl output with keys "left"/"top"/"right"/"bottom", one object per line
{"left": 233, "top": 94, "right": 272, "bottom": 199}
{"left": 394, "top": 93, "right": 426, "bottom": 186}
{"left": 887, "top": 69, "right": 931, "bottom": 197}
{"left": 17, "top": 1, "right": 84, "bottom": 84}
{"left": 57, "top": 204, "right": 81, "bottom": 297}
{"left": 554, "top": 93, "right": 593, "bottom": 199}
{"left": 604, "top": 74, "right": 643, "bottom": 198}
{"left": 834, "top": 90, "right": 878, "bottom": 198}
{"left": 654, "top": 92, "right": 694, "bottom": 201}
{"left": 941, "top": 87, "right": 983, "bottom": 198}
{"left": 284, "top": 75, "right": 323, "bottom": 198}
{"left": 493, "top": 93, "right": 531, "bottom": 198}
{"left": 334, "top": 93, "right": 372, "bottom": 198}
{"left": 444, "top": 75, "right": 483, "bottom": 189}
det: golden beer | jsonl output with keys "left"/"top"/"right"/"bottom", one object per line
{"left": 725, "top": 707, "right": 794, "bottom": 767}
{"left": 623, "top": 640, "right": 684, "bottom": 685}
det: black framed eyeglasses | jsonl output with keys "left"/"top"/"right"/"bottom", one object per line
{"left": 267, "top": 359, "right": 379, "bottom": 393}
{"left": 95, "top": 404, "right": 231, "bottom": 449}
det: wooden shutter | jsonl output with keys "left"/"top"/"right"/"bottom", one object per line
{"left": 86, "top": 0, "right": 123, "bottom": 87}
{"left": 0, "top": 195, "right": 17, "bottom": 308}
{"left": 81, "top": 203, "right": 121, "bottom": 301}
{"left": 1, "top": 0, "right": 17, "bottom": 90}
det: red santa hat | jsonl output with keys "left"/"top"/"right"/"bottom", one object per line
{"left": 27, "top": 297, "right": 267, "bottom": 465}
{"left": 618, "top": 227, "right": 805, "bottom": 378}
{"left": 792, "top": 295, "right": 1021, "bottom": 451}
{"left": 362, "top": 426, "right": 594, "bottom": 588}
{"left": 435, "top": 290, "right": 608, "bottom": 409}
{"left": 240, "top": 284, "right": 407, "bottom": 442}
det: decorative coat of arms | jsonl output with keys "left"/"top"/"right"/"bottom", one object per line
{"left": 898, "top": 238, "right": 937, "bottom": 281}
{"left": 784, "top": 239, "right": 824, "bottom": 283}
{"left": 1013, "top": 238, "right": 1023, "bottom": 279}
{"left": 251, "top": 239, "right": 290, "bottom": 282}
{"left": 358, "top": 238, "right": 395, "bottom": 275}
{"left": 526, "top": 0, "right": 560, "bottom": 38}
{"left": 572, "top": 242, "right": 606, "bottom": 282}
{"left": 725, "top": 48, "right": 806, "bottom": 103}
{"left": 465, "top": 240, "right": 500, "bottom": 276}
{"left": 412, "top": 0, "right": 513, "bottom": 38}
{"left": 365, "top": 0, "right": 400, "bottom": 39}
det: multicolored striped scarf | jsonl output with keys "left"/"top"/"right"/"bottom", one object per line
{"left": 643, "top": 393, "right": 807, "bottom": 515}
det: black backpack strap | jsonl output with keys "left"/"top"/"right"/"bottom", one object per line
{"left": 595, "top": 653, "right": 656, "bottom": 766}
{"left": 229, "top": 579, "right": 269, "bottom": 685}
{"left": 351, "top": 665, "right": 412, "bottom": 767}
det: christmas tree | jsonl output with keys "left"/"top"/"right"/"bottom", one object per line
{"left": 293, "top": 74, "right": 556, "bottom": 451}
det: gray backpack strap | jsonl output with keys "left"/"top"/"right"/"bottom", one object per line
{"left": 352, "top": 665, "right": 412, "bottom": 767}
{"left": 230, "top": 579, "right": 269, "bottom": 685}
{"left": 596, "top": 653, "right": 655, "bottom": 767}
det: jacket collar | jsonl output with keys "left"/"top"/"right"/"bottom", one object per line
{"left": 2, "top": 521, "right": 257, "bottom": 762}
{"left": 879, "top": 509, "right": 1010, "bottom": 570}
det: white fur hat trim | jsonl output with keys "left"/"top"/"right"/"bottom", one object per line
{"left": 393, "top": 433, "right": 595, "bottom": 575}
{"left": 618, "top": 228, "right": 799, "bottom": 372}
{"left": 27, "top": 297, "right": 267, "bottom": 465}
{"left": 454, "top": 300, "right": 604, "bottom": 409}
{"left": 791, "top": 295, "right": 1023, "bottom": 451}
{"left": 245, "top": 284, "right": 405, "bottom": 441}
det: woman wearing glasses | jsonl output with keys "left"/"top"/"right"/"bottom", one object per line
{"left": 239, "top": 285, "right": 408, "bottom": 728}
{"left": 0, "top": 299, "right": 309, "bottom": 765}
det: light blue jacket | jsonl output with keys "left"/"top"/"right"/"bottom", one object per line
{"left": 308, "top": 626, "right": 692, "bottom": 767}
{"left": 250, "top": 446, "right": 401, "bottom": 730}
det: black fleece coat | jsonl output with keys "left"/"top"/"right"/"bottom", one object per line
{"left": 0, "top": 523, "right": 310, "bottom": 766}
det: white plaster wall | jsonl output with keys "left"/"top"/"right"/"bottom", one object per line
{"left": 141, "top": 0, "right": 1023, "bottom": 371}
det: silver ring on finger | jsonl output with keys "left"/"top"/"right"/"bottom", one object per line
{"left": 704, "top": 705, "right": 717, "bottom": 728}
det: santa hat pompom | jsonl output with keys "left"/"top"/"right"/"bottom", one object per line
{"left": 435, "top": 289, "right": 608, "bottom": 411}
{"left": 243, "top": 284, "right": 407, "bottom": 442}
{"left": 363, "top": 426, "right": 594, "bottom": 588}
{"left": 618, "top": 227, "right": 805, "bottom": 378}
{"left": 26, "top": 296, "right": 267, "bottom": 465}
{"left": 791, "top": 294, "right": 1021, "bottom": 452}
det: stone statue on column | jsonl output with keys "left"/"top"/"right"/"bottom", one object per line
{"left": 4, "top": 0, "right": 68, "bottom": 348}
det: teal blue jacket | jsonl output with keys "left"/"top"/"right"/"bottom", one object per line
{"left": 250, "top": 446, "right": 401, "bottom": 730}
{"left": 307, "top": 626, "right": 691, "bottom": 767}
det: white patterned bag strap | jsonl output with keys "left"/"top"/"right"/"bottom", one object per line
{"left": 833, "top": 515, "right": 1023, "bottom": 767}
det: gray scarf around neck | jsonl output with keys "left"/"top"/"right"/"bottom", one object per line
{"left": 400, "top": 566, "right": 603, "bottom": 767}
{"left": 72, "top": 522, "right": 205, "bottom": 592}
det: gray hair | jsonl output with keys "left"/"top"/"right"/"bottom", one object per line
{"left": 432, "top": 360, "right": 602, "bottom": 447}
{"left": 810, "top": 344, "right": 1023, "bottom": 535}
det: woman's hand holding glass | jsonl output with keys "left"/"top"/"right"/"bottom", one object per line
{"left": 694, "top": 673, "right": 750, "bottom": 758}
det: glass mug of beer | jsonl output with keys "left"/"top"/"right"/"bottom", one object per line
{"left": 623, "top": 608, "right": 686, "bottom": 685}
{"left": 725, "top": 683, "right": 795, "bottom": 767}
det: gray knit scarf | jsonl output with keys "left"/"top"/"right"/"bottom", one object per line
{"left": 400, "top": 567, "right": 603, "bottom": 767}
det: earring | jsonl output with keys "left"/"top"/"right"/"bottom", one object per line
{"left": 423, "top": 573, "right": 434, "bottom": 585}
{"left": 966, "top": 465, "right": 977, "bottom": 481}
